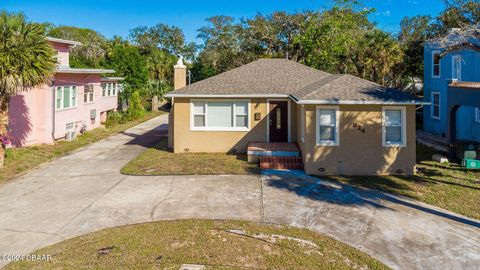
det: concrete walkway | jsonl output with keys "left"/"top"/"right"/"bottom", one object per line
{"left": 0, "top": 114, "right": 479, "bottom": 270}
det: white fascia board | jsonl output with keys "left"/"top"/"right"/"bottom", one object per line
{"left": 164, "top": 94, "right": 289, "bottom": 98}
{"left": 294, "top": 99, "right": 430, "bottom": 105}
{"left": 56, "top": 68, "right": 115, "bottom": 74}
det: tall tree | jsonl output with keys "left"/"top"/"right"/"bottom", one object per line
{"left": 129, "top": 23, "right": 196, "bottom": 58}
{"left": 47, "top": 26, "right": 108, "bottom": 68}
{"left": 0, "top": 11, "right": 56, "bottom": 166}
{"left": 398, "top": 15, "right": 435, "bottom": 89}
{"left": 105, "top": 40, "right": 148, "bottom": 102}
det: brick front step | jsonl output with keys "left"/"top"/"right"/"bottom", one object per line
{"left": 259, "top": 156, "right": 304, "bottom": 170}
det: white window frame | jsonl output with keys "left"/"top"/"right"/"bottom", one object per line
{"left": 432, "top": 50, "right": 441, "bottom": 78}
{"left": 475, "top": 108, "right": 480, "bottom": 123}
{"left": 102, "top": 83, "right": 106, "bottom": 97}
{"left": 84, "top": 84, "right": 95, "bottom": 104}
{"left": 55, "top": 85, "right": 77, "bottom": 110}
{"left": 452, "top": 55, "right": 462, "bottom": 81}
{"left": 102, "top": 83, "right": 118, "bottom": 97}
{"left": 316, "top": 106, "right": 340, "bottom": 146}
{"left": 190, "top": 99, "right": 251, "bottom": 131}
{"left": 431, "top": 92, "right": 441, "bottom": 120}
{"left": 301, "top": 105, "right": 305, "bottom": 143}
{"left": 382, "top": 106, "right": 407, "bottom": 148}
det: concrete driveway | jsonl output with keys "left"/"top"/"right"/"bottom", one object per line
{"left": 0, "top": 113, "right": 479, "bottom": 270}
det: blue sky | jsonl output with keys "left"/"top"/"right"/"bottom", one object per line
{"left": 1, "top": 0, "right": 445, "bottom": 42}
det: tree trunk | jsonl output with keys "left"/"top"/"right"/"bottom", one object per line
{"left": 0, "top": 96, "right": 10, "bottom": 168}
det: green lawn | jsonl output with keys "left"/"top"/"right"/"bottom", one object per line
{"left": 0, "top": 111, "right": 164, "bottom": 185}
{"left": 5, "top": 219, "right": 388, "bottom": 270}
{"left": 121, "top": 137, "right": 260, "bottom": 175}
{"left": 324, "top": 143, "right": 480, "bottom": 220}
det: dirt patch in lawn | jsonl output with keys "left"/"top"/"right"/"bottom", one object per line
{"left": 5, "top": 220, "right": 388, "bottom": 270}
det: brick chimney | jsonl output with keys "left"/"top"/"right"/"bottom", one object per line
{"left": 174, "top": 56, "right": 187, "bottom": 90}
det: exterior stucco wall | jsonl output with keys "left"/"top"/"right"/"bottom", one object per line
{"left": 423, "top": 42, "right": 480, "bottom": 142}
{"left": 49, "top": 41, "right": 71, "bottom": 68}
{"left": 173, "top": 97, "right": 270, "bottom": 153}
{"left": 8, "top": 73, "right": 118, "bottom": 147}
{"left": 303, "top": 104, "right": 416, "bottom": 176}
{"left": 296, "top": 104, "right": 306, "bottom": 162}
{"left": 53, "top": 73, "right": 118, "bottom": 139}
{"left": 9, "top": 84, "right": 54, "bottom": 147}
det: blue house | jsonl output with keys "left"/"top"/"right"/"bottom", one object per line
{"left": 423, "top": 29, "right": 480, "bottom": 156}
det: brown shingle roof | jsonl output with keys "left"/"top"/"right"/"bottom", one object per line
{"left": 170, "top": 59, "right": 329, "bottom": 96}
{"left": 291, "top": 74, "right": 420, "bottom": 104}
{"left": 167, "top": 59, "right": 423, "bottom": 104}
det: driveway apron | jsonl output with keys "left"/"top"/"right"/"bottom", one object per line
{"left": 0, "top": 113, "right": 478, "bottom": 270}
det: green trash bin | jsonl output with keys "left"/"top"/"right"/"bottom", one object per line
{"left": 462, "top": 159, "right": 480, "bottom": 169}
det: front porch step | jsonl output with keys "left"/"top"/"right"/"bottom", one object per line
{"left": 247, "top": 142, "right": 300, "bottom": 163}
{"left": 259, "top": 156, "right": 304, "bottom": 170}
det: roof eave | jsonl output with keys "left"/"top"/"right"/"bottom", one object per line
{"left": 294, "top": 99, "right": 429, "bottom": 105}
{"left": 164, "top": 93, "right": 289, "bottom": 98}
{"left": 56, "top": 68, "right": 116, "bottom": 74}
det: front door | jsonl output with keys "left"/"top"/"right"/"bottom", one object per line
{"left": 269, "top": 101, "right": 288, "bottom": 142}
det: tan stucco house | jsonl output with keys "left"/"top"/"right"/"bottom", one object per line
{"left": 165, "top": 58, "right": 425, "bottom": 176}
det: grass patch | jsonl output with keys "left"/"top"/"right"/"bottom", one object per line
{"left": 121, "top": 137, "right": 260, "bottom": 175}
{"left": 0, "top": 111, "right": 164, "bottom": 185}
{"left": 5, "top": 219, "right": 388, "bottom": 270}
{"left": 324, "top": 143, "right": 480, "bottom": 220}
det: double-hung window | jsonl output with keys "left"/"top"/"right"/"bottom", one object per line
{"left": 432, "top": 50, "right": 441, "bottom": 78}
{"left": 102, "top": 83, "right": 117, "bottom": 97}
{"left": 191, "top": 100, "right": 249, "bottom": 131}
{"left": 316, "top": 106, "right": 339, "bottom": 146}
{"left": 383, "top": 107, "right": 406, "bottom": 147}
{"left": 56, "top": 86, "right": 77, "bottom": 110}
{"left": 84, "top": 84, "right": 94, "bottom": 103}
{"left": 431, "top": 92, "right": 440, "bottom": 120}
{"left": 452, "top": 55, "right": 462, "bottom": 81}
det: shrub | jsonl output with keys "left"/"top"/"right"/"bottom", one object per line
{"left": 105, "top": 111, "right": 126, "bottom": 127}
{"left": 126, "top": 91, "right": 145, "bottom": 120}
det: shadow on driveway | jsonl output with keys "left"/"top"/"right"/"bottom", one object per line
{"left": 263, "top": 169, "right": 480, "bottom": 228}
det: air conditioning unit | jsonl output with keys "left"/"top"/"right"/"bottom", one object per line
{"left": 65, "top": 131, "right": 77, "bottom": 141}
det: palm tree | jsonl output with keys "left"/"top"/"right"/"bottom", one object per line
{"left": 0, "top": 11, "right": 56, "bottom": 166}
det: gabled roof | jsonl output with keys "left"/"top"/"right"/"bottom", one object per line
{"left": 166, "top": 59, "right": 424, "bottom": 105}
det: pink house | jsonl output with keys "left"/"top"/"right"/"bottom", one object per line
{"left": 8, "top": 37, "right": 122, "bottom": 147}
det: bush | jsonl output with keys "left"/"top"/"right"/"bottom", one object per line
{"left": 126, "top": 91, "right": 145, "bottom": 120}
{"left": 105, "top": 111, "right": 126, "bottom": 127}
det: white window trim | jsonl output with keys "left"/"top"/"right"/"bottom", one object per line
{"left": 102, "top": 83, "right": 118, "bottom": 97}
{"left": 190, "top": 99, "right": 251, "bottom": 132}
{"left": 452, "top": 55, "right": 462, "bottom": 81}
{"left": 382, "top": 106, "right": 407, "bottom": 148}
{"left": 84, "top": 83, "right": 95, "bottom": 104}
{"left": 431, "top": 92, "right": 441, "bottom": 120}
{"left": 432, "top": 50, "right": 441, "bottom": 78}
{"left": 316, "top": 105, "right": 340, "bottom": 146}
{"left": 266, "top": 99, "right": 292, "bottom": 142}
{"left": 55, "top": 85, "right": 78, "bottom": 110}
{"left": 475, "top": 108, "right": 480, "bottom": 123}
{"left": 301, "top": 105, "right": 305, "bottom": 143}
